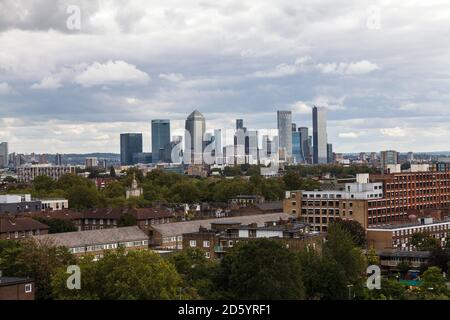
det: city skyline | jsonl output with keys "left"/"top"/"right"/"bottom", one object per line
{"left": 1, "top": 1, "right": 450, "bottom": 154}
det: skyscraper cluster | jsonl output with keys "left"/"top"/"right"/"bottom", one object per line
{"left": 119, "top": 106, "right": 332, "bottom": 167}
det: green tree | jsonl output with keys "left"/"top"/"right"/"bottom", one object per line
{"left": 216, "top": 239, "right": 305, "bottom": 299}
{"left": 366, "top": 248, "right": 380, "bottom": 266}
{"left": 0, "top": 239, "right": 76, "bottom": 300}
{"left": 169, "top": 248, "right": 219, "bottom": 299}
{"left": 169, "top": 181, "right": 201, "bottom": 203}
{"left": 117, "top": 213, "right": 137, "bottom": 227}
{"left": 33, "top": 175, "right": 55, "bottom": 195}
{"left": 103, "top": 181, "right": 126, "bottom": 199}
{"left": 33, "top": 217, "right": 77, "bottom": 234}
{"left": 297, "top": 249, "right": 348, "bottom": 300}
{"left": 334, "top": 219, "right": 366, "bottom": 247}
{"left": 283, "top": 171, "right": 304, "bottom": 190}
{"left": 52, "top": 249, "right": 187, "bottom": 300}
{"left": 419, "top": 266, "right": 449, "bottom": 299}
{"left": 66, "top": 184, "right": 99, "bottom": 210}
{"left": 324, "top": 223, "right": 367, "bottom": 293}
{"left": 411, "top": 232, "right": 439, "bottom": 251}
{"left": 367, "top": 278, "right": 407, "bottom": 300}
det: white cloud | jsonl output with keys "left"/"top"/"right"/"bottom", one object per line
{"left": 339, "top": 132, "right": 363, "bottom": 139}
{"left": 31, "top": 76, "right": 62, "bottom": 90}
{"left": 159, "top": 73, "right": 184, "bottom": 82}
{"left": 290, "top": 101, "right": 311, "bottom": 114}
{"left": 251, "top": 56, "right": 311, "bottom": 78}
{"left": 312, "top": 95, "right": 347, "bottom": 111}
{"left": 316, "top": 60, "right": 380, "bottom": 75}
{"left": 0, "top": 82, "right": 12, "bottom": 94}
{"left": 380, "top": 127, "right": 407, "bottom": 137}
{"left": 74, "top": 60, "right": 150, "bottom": 87}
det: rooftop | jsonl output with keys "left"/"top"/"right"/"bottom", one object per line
{"left": 34, "top": 226, "right": 148, "bottom": 249}
{"left": 368, "top": 217, "right": 450, "bottom": 230}
{"left": 0, "top": 277, "right": 34, "bottom": 287}
{"left": 379, "top": 250, "right": 432, "bottom": 258}
{"left": 0, "top": 217, "right": 49, "bottom": 233}
{"left": 152, "top": 213, "right": 292, "bottom": 236}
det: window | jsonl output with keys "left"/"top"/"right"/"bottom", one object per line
{"left": 203, "top": 240, "right": 210, "bottom": 248}
{"left": 25, "top": 284, "right": 32, "bottom": 293}
{"left": 189, "top": 240, "right": 197, "bottom": 247}
{"left": 205, "top": 252, "right": 211, "bottom": 259}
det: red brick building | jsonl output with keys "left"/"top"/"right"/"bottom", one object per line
{"left": 0, "top": 276, "right": 35, "bottom": 300}
{"left": 284, "top": 171, "right": 450, "bottom": 232}
{"left": 0, "top": 216, "right": 49, "bottom": 240}
{"left": 29, "top": 207, "right": 174, "bottom": 233}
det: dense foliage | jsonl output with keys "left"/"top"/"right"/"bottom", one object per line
{"left": 5, "top": 167, "right": 321, "bottom": 210}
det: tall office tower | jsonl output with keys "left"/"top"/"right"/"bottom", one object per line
{"left": 0, "top": 142, "right": 8, "bottom": 168}
{"left": 120, "top": 133, "right": 143, "bottom": 166}
{"left": 292, "top": 130, "right": 303, "bottom": 163}
{"left": 298, "top": 127, "right": 310, "bottom": 163}
{"left": 245, "top": 130, "right": 259, "bottom": 164}
{"left": 214, "top": 129, "right": 223, "bottom": 165}
{"left": 312, "top": 106, "right": 328, "bottom": 164}
{"left": 204, "top": 133, "right": 214, "bottom": 147}
{"left": 327, "top": 143, "right": 333, "bottom": 164}
{"left": 151, "top": 120, "right": 170, "bottom": 163}
{"left": 407, "top": 152, "right": 414, "bottom": 162}
{"left": 261, "top": 135, "right": 272, "bottom": 157}
{"left": 380, "top": 150, "right": 399, "bottom": 170}
{"left": 277, "top": 111, "right": 292, "bottom": 160}
{"left": 236, "top": 119, "right": 244, "bottom": 130}
{"left": 185, "top": 110, "right": 206, "bottom": 164}
{"left": 55, "top": 153, "right": 63, "bottom": 166}
{"left": 291, "top": 123, "right": 297, "bottom": 132}
{"left": 308, "top": 136, "right": 313, "bottom": 163}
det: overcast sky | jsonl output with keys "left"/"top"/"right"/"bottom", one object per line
{"left": 1, "top": 0, "right": 450, "bottom": 154}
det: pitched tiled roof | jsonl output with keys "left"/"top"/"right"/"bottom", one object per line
{"left": 151, "top": 212, "right": 292, "bottom": 237}
{"left": 133, "top": 208, "right": 174, "bottom": 220}
{"left": 29, "top": 207, "right": 173, "bottom": 222}
{"left": 0, "top": 217, "right": 49, "bottom": 233}
{"left": 29, "top": 210, "right": 83, "bottom": 221}
{"left": 34, "top": 226, "right": 148, "bottom": 249}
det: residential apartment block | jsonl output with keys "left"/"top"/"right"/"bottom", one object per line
{"left": 284, "top": 171, "right": 450, "bottom": 232}
{"left": 367, "top": 215, "right": 450, "bottom": 251}
{"left": 182, "top": 218, "right": 324, "bottom": 259}
{"left": 149, "top": 213, "right": 292, "bottom": 250}
{"left": 17, "top": 164, "right": 76, "bottom": 182}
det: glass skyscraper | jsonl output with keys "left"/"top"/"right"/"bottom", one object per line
{"left": 0, "top": 142, "right": 8, "bottom": 168}
{"left": 312, "top": 106, "right": 328, "bottom": 164}
{"left": 120, "top": 133, "right": 143, "bottom": 166}
{"left": 298, "top": 127, "right": 310, "bottom": 163}
{"left": 185, "top": 110, "right": 206, "bottom": 164}
{"left": 151, "top": 120, "right": 171, "bottom": 163}
{"left": 292, "top": 131, "right": 302, "bottom": 163}
{"left": 277, "top": 111, "right": 292, "bottom": 160}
